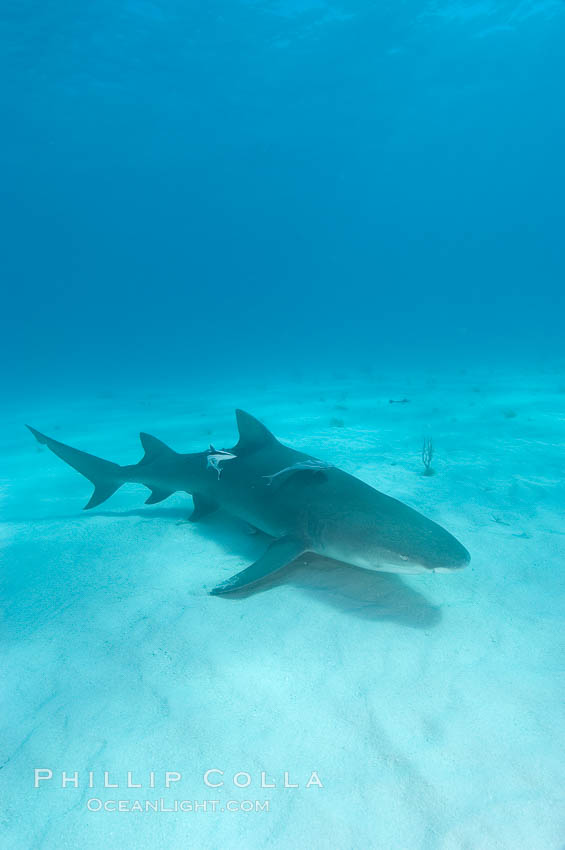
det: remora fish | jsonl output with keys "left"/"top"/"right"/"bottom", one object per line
{"left": 263, "top": 458, "right": 334, "bottom": 485}
{"left": 207, "top": 445, "right": 237, "bottom": 479}
{"left": 27, "top": 410, "right": 470, "bottom": 595}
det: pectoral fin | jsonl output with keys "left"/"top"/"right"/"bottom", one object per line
{"left": 210, "top": 536, "right": 307, "bottom": 595}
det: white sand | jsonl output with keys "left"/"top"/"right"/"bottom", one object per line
{"left": 1, "top": 368, "right": 564, "bottom": 849}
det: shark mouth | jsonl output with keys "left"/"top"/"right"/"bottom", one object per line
{"left": 371, "top": 562, "right": 429, "bottom": 575}
{"left": 371, "top": 561, "right": 462, "bottom": 576}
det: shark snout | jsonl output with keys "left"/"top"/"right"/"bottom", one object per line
{"left": 425, "top": 541, "right": 471, "bottom": 573}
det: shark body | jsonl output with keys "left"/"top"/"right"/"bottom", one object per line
{"left": 27, "top": 410, "right": 470, "bottom": 595}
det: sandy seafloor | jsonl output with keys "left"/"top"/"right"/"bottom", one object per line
{"left": 1, "top": 368, "right": 564, "bottom": 850}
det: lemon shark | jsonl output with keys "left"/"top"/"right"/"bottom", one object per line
{"left": 27, "top": 410, "right": 470, "bottom": 595}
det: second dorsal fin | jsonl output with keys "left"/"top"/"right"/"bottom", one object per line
{"left": 138, "top": 432, "right": 176, "bottom": 465}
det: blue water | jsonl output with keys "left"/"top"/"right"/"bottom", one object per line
{"left": 2, "top": 1, "right": 565, "bottom": 391}
{"left": 1, "top": 3, "right": 564, "bottom": 849}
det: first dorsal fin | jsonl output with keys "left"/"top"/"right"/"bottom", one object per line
{"left": 233, "top": 410, "right": 278, "bottom": 453}
{"left": 138, "top": 432, "right": 176, "bottom": 465}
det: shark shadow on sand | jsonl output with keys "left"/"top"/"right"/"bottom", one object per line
{"left": 213, "top": 553, "right": 442, "bottom": 629}
{"left": 90, "top": 507, "right": 441, "bottom": 629}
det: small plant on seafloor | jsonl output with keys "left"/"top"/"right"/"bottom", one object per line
{"left": 421, "top": 437, "right": 435, "bottom": 476}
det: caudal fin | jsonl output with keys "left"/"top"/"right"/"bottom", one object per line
{"left": 27, "top": 425, "right": 123, "bottom": 509}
